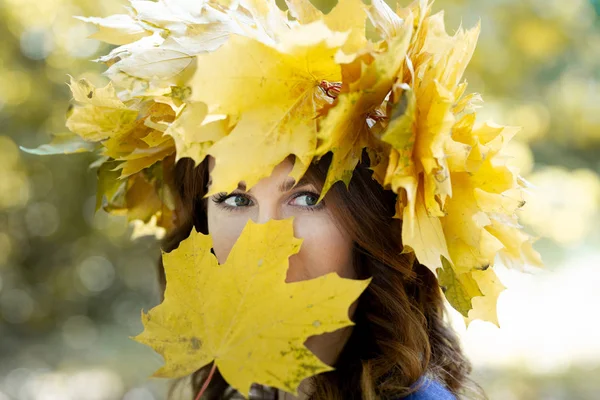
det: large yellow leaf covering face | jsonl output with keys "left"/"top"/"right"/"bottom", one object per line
{"left": 132, "top": 218, "right": 370, "bottom": 397}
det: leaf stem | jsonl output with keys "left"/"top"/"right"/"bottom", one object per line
{"left": 195, "top": 362, "right": 217, "bottom": 400}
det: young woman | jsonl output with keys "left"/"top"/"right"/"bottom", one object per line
{"left": 159, "top": 153, "right": 486, "bottom": 399}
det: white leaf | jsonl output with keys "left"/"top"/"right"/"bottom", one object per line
{"left": 75, "top": 14, "right": 151, "bottom": 45}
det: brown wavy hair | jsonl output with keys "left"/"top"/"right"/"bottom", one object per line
{"left": 157, "top": 152, "right": 487, "bottom": 400}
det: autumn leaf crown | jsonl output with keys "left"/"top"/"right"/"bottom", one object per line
{"left": 26, "top": 0, "right": 542, "bottom": 326}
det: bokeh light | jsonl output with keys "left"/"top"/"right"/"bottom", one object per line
{"left": 520, "top": 167, "right": 600, "bottom": 245}
{"left": 0, "top": 137, "right": 31, "bottom": 209}
{"left": 76, "top": 256, "right": 115, "bottom": 294}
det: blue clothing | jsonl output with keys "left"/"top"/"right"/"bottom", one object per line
{"left": 400, "top": 376, "right": 456, "bottom": 400}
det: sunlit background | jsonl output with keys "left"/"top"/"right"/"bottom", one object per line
{"left": 1, "top": 0, "right": 599, "bottom": 398}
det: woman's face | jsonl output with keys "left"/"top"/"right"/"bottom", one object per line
{"left": 206, "top": 156, "right": 356, "bottom": 283}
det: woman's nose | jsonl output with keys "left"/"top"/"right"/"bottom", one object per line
{"left": 254, "top": 202, "right": 283, "bottom": 224}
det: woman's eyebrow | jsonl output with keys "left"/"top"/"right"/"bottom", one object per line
{"left": 233, "top": 177, "right": 313, "bottom": 193}
{"left": 277, "top": 177, "right": 312, "bottom": 192}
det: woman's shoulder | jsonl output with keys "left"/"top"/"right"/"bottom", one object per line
{"left": 398, "top": 376, "right": 457, "bottom": 400}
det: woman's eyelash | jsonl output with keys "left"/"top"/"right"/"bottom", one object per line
{"left": 211, "top": 192, "right": 249, "bottom": 212}
{"left": 211, "top": 191, "right": 324, "bottom": 212}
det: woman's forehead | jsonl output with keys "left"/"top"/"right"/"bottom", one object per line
{"left": 207, "top": 156, "right": 304, "bottom": 192}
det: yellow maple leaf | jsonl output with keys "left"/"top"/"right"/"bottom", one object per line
{"left": 95, "top": 159, "right": 125, "bottom": 212}
{"left": 285, "top": 0, "right": 323, "bottom": 24}
{"left": 65, "top": 77, "right": 138, "bottom": 142}
{"left": 64, "top": 78, "right": 178, "bottom": 179}
{"left": 163, "top": 102, "right": 232, "bottom": 164}
{"left": 380, "top": 4, "right": 479, "bottom": 211}
{"left": 321, "top": 0, "right": 368, "bottom": 55}
{"left": 381, "top": 88, "right": 417, "bottom": 202}
{"left": 96, "top": 156, "right": 179, "bottom": 235}
{"left": 366, "top": 0, "right": 405, "bottom": 41}
{"left": 286, "top": 0, "right": 368, "bottom": 55}
{"left": 103, "top": 101, "right": 177, "bottom": 178}
{"left": 190, "top": 21, "right": 347, "bottom": 197}
{"left": 465, "top": 268, "right": 507, "bottom": 327}
{"left": 437, "top": 259, "right": 506, "bottom": 328}
{"left": 132, "top": 218, "right": 370, "bottom": 397}
{"left": 315, "top": 26, "right": 412, "bottom": 201}
{"left": 241, "top": 0, "right": 291, "bottom": 42}
{"left": 401, "top": 189, "right": 451, "bottom": 272}
{"left": 437, "top": 258, "right": 482, "bottom": 318}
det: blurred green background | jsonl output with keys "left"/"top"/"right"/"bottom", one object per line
{"left": 1, "top": 0, "right": 600, "bottom": 399}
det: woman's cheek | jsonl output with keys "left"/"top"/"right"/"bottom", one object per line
{"left": 288, "top": 216, "right": 355, "bottom": 282}
{"left": 208, "top": 211, "right": 250, "bottom": 264}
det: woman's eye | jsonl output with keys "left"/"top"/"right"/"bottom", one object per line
{"left": 292, "top": 193, "right": 319, "bottom": 207}
{"left": 224, "top": 195, "right": 251, "bottom": 207}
